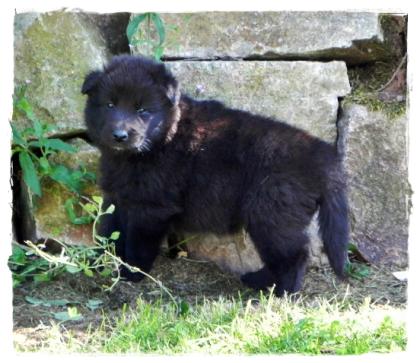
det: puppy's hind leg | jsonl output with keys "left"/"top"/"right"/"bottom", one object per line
{"left": 241, "top": 265, "right": 276, "bottom": 290}
{"left": 243, "top": 225, "right": 309, "bottom": 296}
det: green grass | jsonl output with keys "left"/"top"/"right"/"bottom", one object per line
{"left": 20, "top": 292, "right": 406, "bottom": 355}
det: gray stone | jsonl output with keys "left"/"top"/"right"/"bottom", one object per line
{"left": 183, "top": 232, "right": 264, "bottom": 277}
{"left": 178, "top": 215, "right": 328, "bottom": 277}
{"left": 338, "top": 104, "right": 409, "bottom": 267}
{"left": 167, "top": 61, "right": 350, "bottom": 143}
{"left": 145, "top": 12, "right": 387, "bottom": 64}
{"left": 14, "top": 11, "right": 110, "bottom": 135}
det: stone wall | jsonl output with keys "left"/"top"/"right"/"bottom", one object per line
{"left": 12, "top": 11, "right": 409, "bottom": 276}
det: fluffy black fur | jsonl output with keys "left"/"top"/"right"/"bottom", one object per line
{"left": 82, "top": 55, "right": 349, "bottom": 296}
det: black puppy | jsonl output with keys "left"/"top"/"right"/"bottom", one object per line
{"left": 82, "top": 55, "right": 349, "bottom": 296}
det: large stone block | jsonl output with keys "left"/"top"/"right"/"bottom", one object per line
{"left": 14, "top": 11, "right": 110, "bottom": 135}
{"left": 167, "top": 61, "right": 350, "bottom": 143}
{"left": 140, "top": 12, "right": 387, "bottom": 64}
{"left": 338, "top": 104, "right": 409, "bottom": 267}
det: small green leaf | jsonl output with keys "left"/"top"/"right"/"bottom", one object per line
{"left": 53, "top": 311, "right": 70, "bottom": 321}
{"left": 11, "top": 123, "right": 27, "bottom": 146}
{"left": 25, "top": 296, "right": 45, "bottom": 306}
{"left": 53, "top": 307, "right": 83, "bottom": 322}
{"left": 83, "top": 268, "right": 94, "bottom": 277}
{"left": 83, "top": 170, "right": 96, "bottom": 182}
{"left": 9, "top": 245, "right": 27, "bottom": 265}
{"left": 33, "top": 273, "right": 52, "bottom": 283}
{"left": 105, "top": 204, "right": 115, "bottom": 214}
{"left": 64, "top": 198, "right": 94, "bottom": 225}
{"left": 19, "top": 151, "right": 42, "bottom": 196}
{"left": 43, "top": 123, "right": 56, "bottom": 133}
{"left": 348, "top": 243, "right": 359, "bottom": 254}
{"left": 50, "top": 165, "right": 81, "bottom": 192}
{"left": 27, "top": 140, "right": 41, "bottom": 148}
{"left": 15, "top": 97, "right": 37, "bottom": 122}
{"left": 67, "top": 307, "right": 82, "bottom": 319}
{"left": 99, "top": 268, "right": 112, "bottom": 277}
{"left": 109, "top": 231, "right": 120, "bottom": 240}
{"left": 86, "top": 299, "right": 103, "bottom": 311}
{"left": 65, "top": 265, "right": 82, "bottom": 274}
{"left": 25, "top": 296, "right": 71, "bottom": 307}
{"left": 154, "top": 46, "right": 164, "bottom": 61}
{"left": 49, "top": 164, "right": 71, "bottom": 183}
{"left": 151, "top": 13, "right": 166, "bottom": 46}
{"left": 92, "top": 196, "right": 103, "bottom": 205}
{"left": 33, "top": 118, "right": 44, "bottom": 139}
{"left": 82, "top": 202, "right": 98, "bottom": 214}
{"left": 127, "top": 13, "right": 148, "bottom": 44}
{"left": 19, "top": 257, "right": 50, "bottom": 276}
{"left": 12, "top": 276, "right": 24, "bottom": 288}
{"left": 44, "top": 138, "right": 77, "bottom": 153}
{"left": 21, "top": 127, "right": 35, "bottom": 139}
{"left": 38, "top": 156, "right": 50, "bottom": 173}
{"left": 345, "top": 261, "right": 371, "bottom": 281}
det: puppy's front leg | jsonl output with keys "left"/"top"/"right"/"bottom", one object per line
{"left": 120, "top": 216, "right": 169, "bottom": 282}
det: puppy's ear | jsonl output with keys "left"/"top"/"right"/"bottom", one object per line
{"left": 165, "top": 79, "right": 181, "bottom": 106}
{"left": 150, "top": 63, "right": 180, "bottom": 106}
{"left": 81, "top": 70, "right": 102, "bottom": 95}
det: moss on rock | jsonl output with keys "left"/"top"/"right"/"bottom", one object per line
{"left": 14, "top": 11, "right": 110, "bottom": 135}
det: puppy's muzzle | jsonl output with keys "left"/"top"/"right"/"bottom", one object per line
{"left": 113, "top": 129, "right": 129, "bottom": 142}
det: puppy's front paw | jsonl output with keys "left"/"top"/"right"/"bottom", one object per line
{"left": 120, "top": 266, "right": 145, "bottom": 282}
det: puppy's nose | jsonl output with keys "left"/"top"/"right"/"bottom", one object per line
{"left": 113, "top": 129, "right": 128, "bottom": 142}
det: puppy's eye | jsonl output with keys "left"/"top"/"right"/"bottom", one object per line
{"left": 107, "top": 102, "right": 114, "bottom": 108}
{"left": 137, "top": 107, "right": 148, "bottom": 114}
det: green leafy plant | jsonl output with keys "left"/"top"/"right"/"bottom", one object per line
{"left": 10, "top": 196, "right": 177, "bottom": 304}
{"left": 12, "top": 87, "right": 95, "bottom": 223}
{"left": 9, "top": 196, "right": 113, "bottom": 287}
{"left": 345, "top": 243, "right": 371, "bottom": 280}
{"left": 127, "top": 13, "right": 166, "bottom": 60}
{"left": 8, "top": 243, "right": 53, "bottom": 287}
{"left": 10, "top": 196, "right": 121, "bottom": 289}
{"left": 345, "top": 261, "right": 371, "bottom": 281}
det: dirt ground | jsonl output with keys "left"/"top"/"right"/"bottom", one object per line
{"left": 12, "top": 254, "right": 407, "bottom": 350}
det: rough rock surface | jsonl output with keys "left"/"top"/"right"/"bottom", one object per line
{"left": 338, "top": 104, "right": 409, "bottom": 267}
{"left": 182, "top": 232, "right": 264, "bottom": 277}
{"left": 145, "top": 12, "right": 387, "bottom": 64}
{"left": 14, "top": 11, "right": 110, "bottom": 135}
{"left": 167, "top": 61, "right": 350, "bottom": 143}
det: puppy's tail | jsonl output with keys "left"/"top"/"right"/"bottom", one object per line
{"left": 317, "top": 184, "right": 349, "bottom": 277}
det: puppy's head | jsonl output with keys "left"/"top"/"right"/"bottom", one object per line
{"left": 82, "top": 55, "right": 180, "bottom": 153}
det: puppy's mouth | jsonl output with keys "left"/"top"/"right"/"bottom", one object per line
{"left": 110, "top": 137, "right": 151, "bottom": 153}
